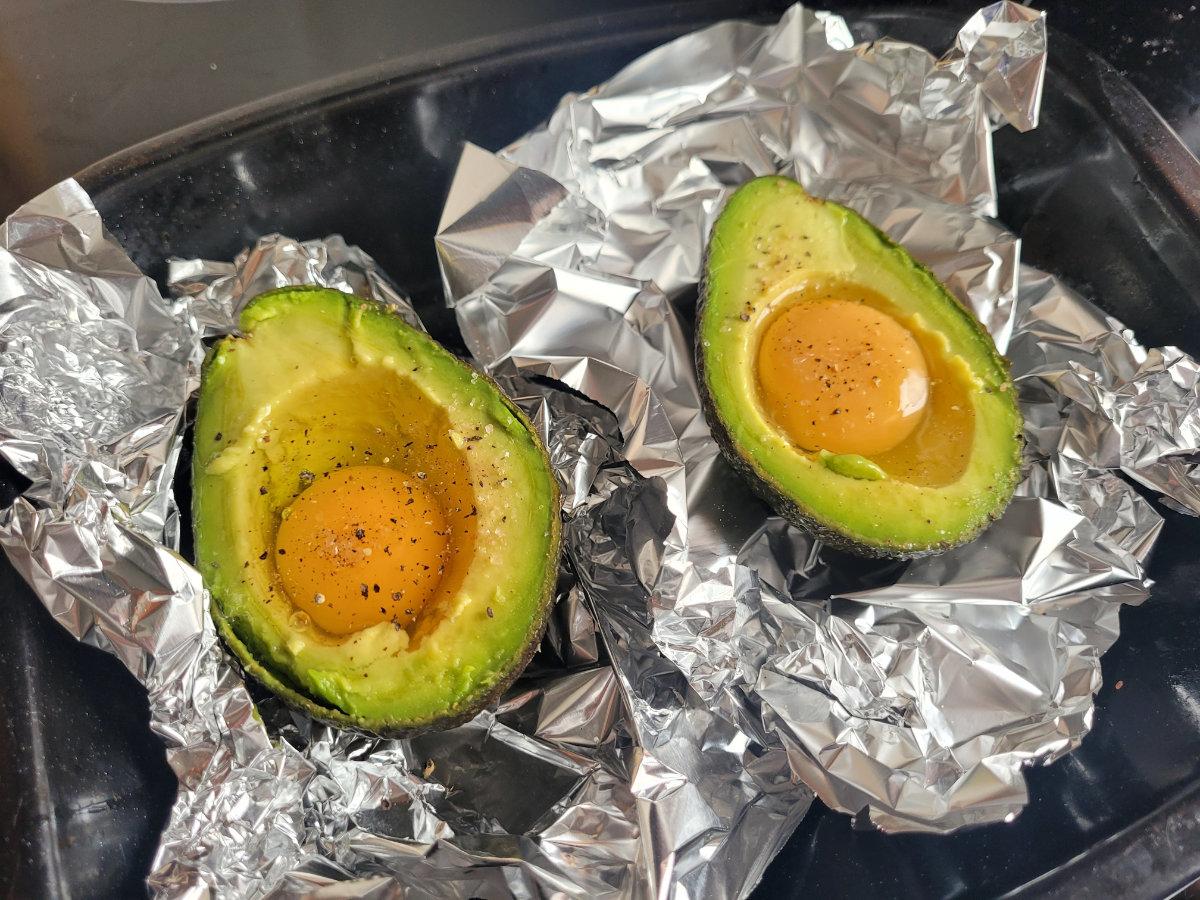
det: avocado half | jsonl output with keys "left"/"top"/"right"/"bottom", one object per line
{"left": 193, "top": 287, "right": 561, "bottom": 735}
{"left": 697, "top": 177, "right": 1022, "bottom": 558}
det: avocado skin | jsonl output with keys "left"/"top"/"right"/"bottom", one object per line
{"left": 696, "top": 178, "right": 1023, "bottom": 559}
{"left": 195, "top": 287, "right": 562, "bottom": 736}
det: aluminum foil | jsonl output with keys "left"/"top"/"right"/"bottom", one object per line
{"left": 0, "top": 193, "right": 662, "bottom": 898}
{"left": 0, "top": 2, "right": 1195, "bottom": 899}
{"left": 435, "top": 0, "right": 1188, "bottom": 838}
{"left": 169, "top": 234, "right": 423, "bottom": 337}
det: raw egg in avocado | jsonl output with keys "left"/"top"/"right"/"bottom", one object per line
{"left": 193, "top": 286, "right": 561, "bottom": 736}
{"left": 275, "top": 466, "right": 450, "bottom": 635}
{"left": 755, "top": 295, "right": 930, "bottom": 457}
{"left": 697, "top": 175, "right": 1022, "bottom": 558}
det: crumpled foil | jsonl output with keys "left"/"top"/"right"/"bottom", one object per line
{"left": 0, "top": 190, "right": 661, "bottom": 898}
{"left": 0, "top": 2, "right": 1194, "bottom": 898}
{"left": 169, "top": 233, "right": 423, "bottom": 337}
{"left": 435, "top": 0, "right": 1190, "bottom": 839}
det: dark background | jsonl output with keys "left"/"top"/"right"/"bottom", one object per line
{"left": 2, "top": 1, "right": 1200, "bottom": 898}
{"left": 1, "top": 0, "right": 1199, "bottom": 217}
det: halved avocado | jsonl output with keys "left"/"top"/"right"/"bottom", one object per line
{"left": 698, "top": 177, "right": 1022, "bottom": 558}
{"left": 193, "top": 287, "right": 561, "bottom": 735}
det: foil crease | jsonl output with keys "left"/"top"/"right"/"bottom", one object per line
{"left": 0, "top": 3, "right": 1192, "bottom": 900}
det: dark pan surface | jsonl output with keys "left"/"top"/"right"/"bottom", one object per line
{"left": 3, "top": 3, "right": 1200, "bottom": 897}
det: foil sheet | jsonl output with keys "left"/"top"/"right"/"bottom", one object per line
{"left": 436, "top": 0, "right": 1187, "bottom": 838}
{"left": 0, "top": 2, "right": 1195, "bottom": 898}
{"left": 0, "top": 195, "right": 659, "bottom": 898}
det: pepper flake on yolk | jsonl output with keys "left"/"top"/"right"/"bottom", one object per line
{"left": 756, "top": 297, "right": 930, "bottom": 457}
{"left": 275, "top": 465, "right": 449, "bottom": 635}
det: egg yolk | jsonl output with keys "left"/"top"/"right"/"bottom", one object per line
{"left": 756, "top": 297, "right": 929, "bottom": 457}
{"left": 275, "top": 465, "right": 450, "bottom": 635}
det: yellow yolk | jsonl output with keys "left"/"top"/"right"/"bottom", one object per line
{"left": 756, "top": 297, "right": 930, "bottom": 457}
{"left": 275, "top": 465, "right": 450, "bottom": 635}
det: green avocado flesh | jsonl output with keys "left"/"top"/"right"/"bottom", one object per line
{"left": 193, "top": 287, "right": 561, "bottom": 734}
{"left": 698, "top": 177, "right": 1022, "bottom": 557}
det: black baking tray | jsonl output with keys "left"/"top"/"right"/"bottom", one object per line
{"left": 3, "top": 2, "right": 1200, "bottom": 897}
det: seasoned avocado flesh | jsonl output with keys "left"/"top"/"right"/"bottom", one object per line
{"left": 698, "top": 177, "right": 1021, "bottom": 557}
{"left": 193, "top": 287, "right": 561, "bottom": 733}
